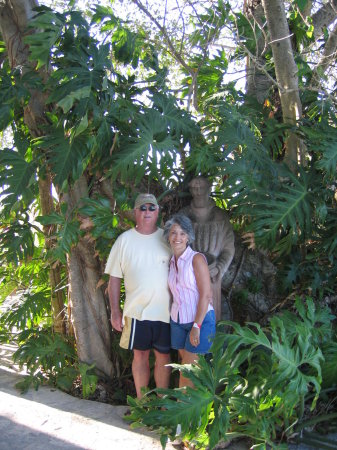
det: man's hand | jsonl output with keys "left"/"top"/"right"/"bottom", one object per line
{"left": 110, "top": 310, "right": 123, "bottom": 332}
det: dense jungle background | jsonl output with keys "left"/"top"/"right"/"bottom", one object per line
{"left": 0, "top": 0, "right": 336, "bottom": 448}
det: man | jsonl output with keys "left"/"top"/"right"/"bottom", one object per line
{"left": 180, "top": 176, "right": 235, "bottom": 321}
{"left": 105, "top": 193, "right": 171, "bottom": 398}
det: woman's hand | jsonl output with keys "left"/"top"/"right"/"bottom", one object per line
{"left": 190, "top": 326, "right": 200, "bottom": 347}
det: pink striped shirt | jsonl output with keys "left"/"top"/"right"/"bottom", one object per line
{"left": 169, "top": 246, "right": 213, "bottom": 323}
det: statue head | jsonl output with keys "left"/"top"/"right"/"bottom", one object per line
{"left": 188, "top": 176, "right": 211, "bottom": 198}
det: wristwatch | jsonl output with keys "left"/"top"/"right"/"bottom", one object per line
{"left": 193, "top": 322, "right": 201, "bottom": 329}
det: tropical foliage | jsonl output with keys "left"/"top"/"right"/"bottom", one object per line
{"left": 127, "top": 298, "right": 337, "bottom": 449}
{"left": 0, "top": 0, "right": 336, "bottom": 444}
{"left": 0, "top": 2, "right": 205, "bottom": 383}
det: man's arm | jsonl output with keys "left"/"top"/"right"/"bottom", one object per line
{"left": 108, "top": 276, "right": 123, "bottom": 331}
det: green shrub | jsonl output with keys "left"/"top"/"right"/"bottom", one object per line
{"left": 13, "top": 328, "right": 78, "bottom": 393}
{"left": 126, "top": 297, "right": 336, "bottom": 449}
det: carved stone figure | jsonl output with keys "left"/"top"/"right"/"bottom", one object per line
{"left": 180, "top": 177, "right": 235, "bottom": 321}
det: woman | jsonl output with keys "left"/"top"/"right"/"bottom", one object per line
{"left": 164, "top": 213, "right": 216, "bottom": 388}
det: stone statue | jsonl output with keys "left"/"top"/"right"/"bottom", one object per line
{"left": 180, "top": 177, "right": 235, "bottom": 321}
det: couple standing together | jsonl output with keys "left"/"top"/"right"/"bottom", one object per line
{"left": 105, "top": 178, "right": 234, "bottom": 398}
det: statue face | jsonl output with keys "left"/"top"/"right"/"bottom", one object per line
{"left": 189, "top": 178, "right": 210, "bottom": 197}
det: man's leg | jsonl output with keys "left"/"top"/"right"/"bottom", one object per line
{"left": 153, "top": 350, "right": 171, "bottom": 389}
{"left": 132, "top": 349, "right": 150, "bottom": 398}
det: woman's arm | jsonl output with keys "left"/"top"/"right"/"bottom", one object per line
{"left": 190, "top": 253, "right": 213, "bottom": 346}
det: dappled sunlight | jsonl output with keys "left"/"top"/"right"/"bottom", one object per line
{"left": 0, "top": 389, "right": 131, "bottom": 449}
{"left": 0, "top": 346, "right": 171, "bottom": 450}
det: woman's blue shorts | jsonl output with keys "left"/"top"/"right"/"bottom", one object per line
{"left": 170, "top": 310, "right": 216, "bottom": 354}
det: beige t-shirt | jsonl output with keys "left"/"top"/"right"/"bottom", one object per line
{"left": 105, "top": 228, "right": 171, "bottom": 323}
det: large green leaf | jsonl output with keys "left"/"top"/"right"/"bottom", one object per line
{"left": 0, "top": 148, "right": 36, "bottom": 212}
{"left": 126, "top": 298, "right": 333, "bottom": 449}
{"left": 34, "top": 129, "right": 91, "bottom": 189}
{"left": 248, "top": 167, "right": 314, "bottom": 250}
{"left": 36, "top": 206, "right": 81, "bottom": 263}
{"left": 316, "top": 140, "right": 337, "bottom": 178}
{"left": 151, "top": 93, "right": 200, "bottom": 141}
{"left": 0, "top": 217, "right": 36, "bottom": 265}
{"left": 24, "top": 8, "right": 64, "bottom": 69}
{"left": 1, "top": 287, "right": 51, "bottom": 330}
{"left": 78, "top": 197, "right": 121, "bottom": 240}
{"left": 110, "top": 109, "right": 180, "bottom": 182}
{"left": 48, "top": 43, "right": 112, "bottom": 106}
{"left": 57, "top": 86, "right": 91, "bottom": 114}
{"left": 0, "top": 65, "right": 30, "bottom": 122}
{"left": 300, "top": 121, "right": 337, "bottom": 178}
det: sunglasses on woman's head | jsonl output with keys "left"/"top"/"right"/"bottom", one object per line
{"left": 139, "top": 204, "right": 157, "bottom": 211}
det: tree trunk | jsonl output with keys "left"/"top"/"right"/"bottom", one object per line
{"left": 244, "top": 0, "right": 272, "bottom": 103}
{"left": 65, "top": 176, "right": 115, "bottom": 379}
{"left": 261, "top": 0, "right": 304, "bottom": 168}
{"left": 39, "top": 174, "right": 66, "bottom": 335}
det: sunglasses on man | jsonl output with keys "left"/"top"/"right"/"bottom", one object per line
{"left": 139, "top": 204, "right": 158, "bottom": 211}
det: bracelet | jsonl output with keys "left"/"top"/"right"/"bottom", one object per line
{"left": 193, "top": 322, "right": 201, "bottom": 329}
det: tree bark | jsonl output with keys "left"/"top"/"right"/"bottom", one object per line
{"left": 244, "top": 0, "right": 272, "bottom": 103}
{"left": 245, "top": 0, "right": 337, "bottom": 108}
{"left": 39, "top": 174, "right": 66, "bottom": 335}
{"left": 261, "top": 0, "right": 304, "bottom": 167}
{"left": 312, "top": 0, "right": 337, "bottom": 39}
{"left": 312, "top": 22, "right": 337, "bottom": 86}
{"left": 65, "top": 175, "right": 115, "bottom": 379}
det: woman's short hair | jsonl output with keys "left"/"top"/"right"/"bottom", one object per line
{"left": 163, "top": 213, "right": 195, "bottom": 244}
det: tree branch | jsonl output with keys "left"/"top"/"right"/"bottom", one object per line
{"left": 312, "top": 0, "right": 337, "bottom": 39}
{"left": 311, "top": 21, "right": 337, "bottom": 88}
{"left": 130, "top": 0, "right": 191, "bottom": 73}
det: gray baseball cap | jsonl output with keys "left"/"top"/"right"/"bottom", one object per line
{"left": 134, "top": 193, "right": 159, "bottom": 209}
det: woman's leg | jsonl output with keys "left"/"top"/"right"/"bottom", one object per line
{"left": 178, "top": 349, "right": 199, "bottom": 388}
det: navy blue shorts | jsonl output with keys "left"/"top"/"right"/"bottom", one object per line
{"left": 120, "top": 317, "right": 171, "bottom": 354}
{"left": 170, "top": 310, "right": 216, "bottom": 354}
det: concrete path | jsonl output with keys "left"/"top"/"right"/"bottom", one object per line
{"left": 0, "top": 343, "right": 178, "bottom": 450}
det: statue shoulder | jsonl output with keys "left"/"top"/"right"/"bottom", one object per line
{"left": 210, "top": 205, "right": 230, "bottom": 222}
{"left": 178, "top": 205, "right": 193, "bottom": 219}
